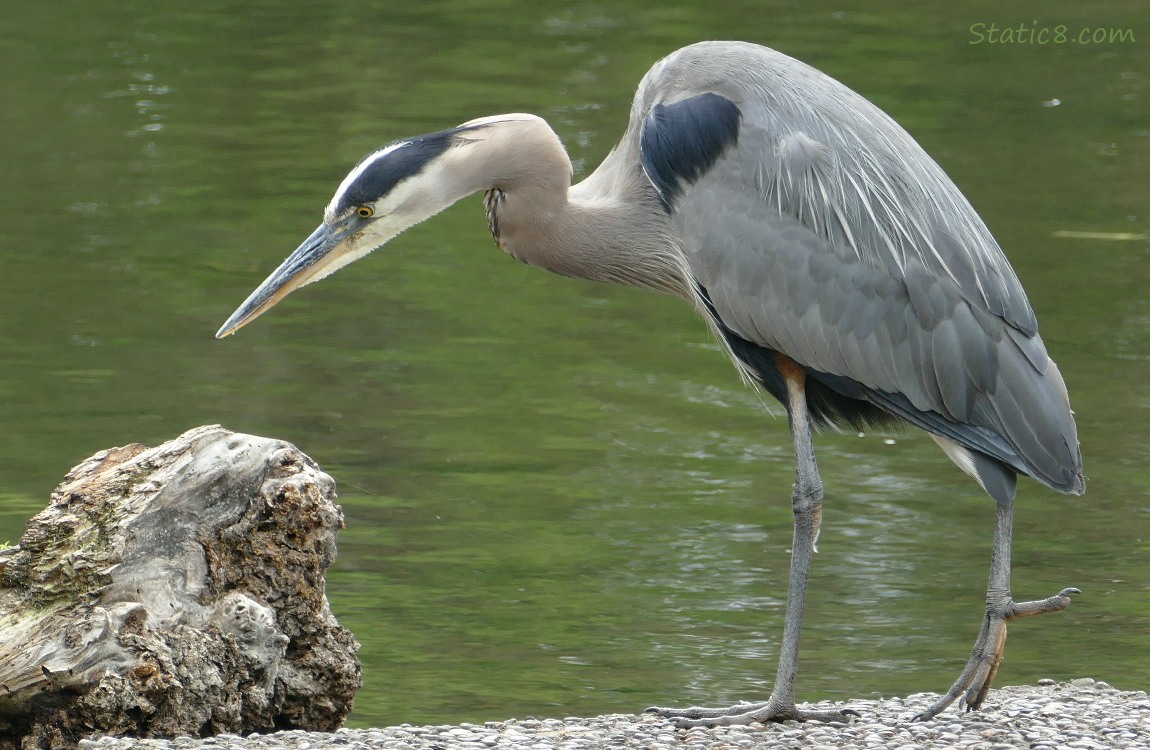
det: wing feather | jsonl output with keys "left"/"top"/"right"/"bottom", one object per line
{"left": 637, "top": 42, "right": 1083, "bottom": 494}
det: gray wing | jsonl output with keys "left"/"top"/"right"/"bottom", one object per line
{"left": 635, "top": 42, "right": 1083, "bottom": 495}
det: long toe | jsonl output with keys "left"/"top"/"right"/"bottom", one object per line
{"left": 1010, "top": 588, "right": 1079, "bottom": 618}
{"left": 962, "top": 618, "right": 1008, "bottom": 711}
{"left": 913, "top": 587, "right": 1078, "bottom": 722}
{"left": 913, "top": 615, "right": 1007, "bottom": 722}
{"left": 645, "top": 701, "right": 771, "bottom": 720}
{"left": 648, "top": 699, "right": 857, "bottom": 727}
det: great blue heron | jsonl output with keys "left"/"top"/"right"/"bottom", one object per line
{"left": 217, "top": 41, "right": 1084, "bottom": 725}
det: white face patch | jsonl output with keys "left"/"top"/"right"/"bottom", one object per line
{"left": 307, "top": 161, "right": 461, "bottom": 286}
{"left": 305, "top": 221, "right": 402, "bottom": 285}
{"left": 324, "top": 141, "right": 410, "bottom": 222}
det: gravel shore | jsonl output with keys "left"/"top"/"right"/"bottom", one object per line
{"left": 81, "top": 679, "right": 1148, "bottom": 750}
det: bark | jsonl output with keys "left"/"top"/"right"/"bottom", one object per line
{"left": 0, "top": 425, "right": 362, "bottom": 749}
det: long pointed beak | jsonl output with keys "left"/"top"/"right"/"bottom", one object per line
{"left": 216, "top": 220, "right": 353, "bottom": 338}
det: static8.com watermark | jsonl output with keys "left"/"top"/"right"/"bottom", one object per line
{"left": 970, "top": 21, "right": 1135, "bottom": 45}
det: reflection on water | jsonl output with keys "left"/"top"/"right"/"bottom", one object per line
{"left": 1, "top": 0, "right": 1147, "bottom": 730}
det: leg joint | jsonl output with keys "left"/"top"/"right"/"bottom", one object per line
{"left": 791, "top": 481, "right": 823, "bottom": 514}
{"left": 985, "top": 586, "right": 1013, "bottom": 619}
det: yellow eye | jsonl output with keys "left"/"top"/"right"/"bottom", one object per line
{"left": 356, "top": 205, "right": 374, "bottom": 218}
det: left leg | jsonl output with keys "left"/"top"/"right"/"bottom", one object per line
{"left": 648, "top": 359, "right": 854, "bottom": 726}
{"left": 912, "top": 500, "right": 1078, "bottom": 721}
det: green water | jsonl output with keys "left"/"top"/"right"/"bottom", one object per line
{"left": 2, "top": 0, "right": 1147, "bottom": 728}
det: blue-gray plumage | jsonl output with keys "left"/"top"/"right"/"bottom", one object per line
{"left": 217, "top": 41, "right": 1084, "bottom": 725}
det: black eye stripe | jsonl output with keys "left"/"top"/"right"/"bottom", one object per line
{"left": 332, "top": 124, "right": 490, "bottom": 218}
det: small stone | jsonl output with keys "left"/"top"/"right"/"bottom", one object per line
{"left": 1071, "top": 677, "right": 1097, "bottom": 687}
{"left": 1038, "top": 678, "right": 1057, "bottom": 686}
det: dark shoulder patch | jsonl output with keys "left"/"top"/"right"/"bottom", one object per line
{"left": 640, "top": 92, "right": 741, "bottom": 213}
{"left": 334, "top": 126, "right": 476, "bottom": 216}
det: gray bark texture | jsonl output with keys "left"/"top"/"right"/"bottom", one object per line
{"left": 0, "top": 425, "right": 362, "bottom": 749}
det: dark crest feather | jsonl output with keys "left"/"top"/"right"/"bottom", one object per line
{"left": 333, "top": 125, "right": 485, "bottom": 217}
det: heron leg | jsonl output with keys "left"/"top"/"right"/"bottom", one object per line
{"left": 912, "top": 500, "right": 1078, "bottom": 722}
{"left": 648, "top": 360, "right": 855, "bottom": 726}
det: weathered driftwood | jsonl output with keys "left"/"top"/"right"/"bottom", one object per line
{"left": 0, "top": 425, "right": 362, "bottom": 748}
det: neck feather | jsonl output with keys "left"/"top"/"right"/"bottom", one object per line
{"left": 437, "top": 115, "right": 689, "bottom": 297}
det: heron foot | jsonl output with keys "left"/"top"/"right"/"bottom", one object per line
{"left": 912, "top": 587, "right": 1079, "bottom": 722}
{"left": 646, "top": 699, "right": 859, "bottom": 727}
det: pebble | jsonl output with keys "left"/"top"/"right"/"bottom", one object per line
{"left": 76, "top": 680, "right": 1149, "bottom": 750}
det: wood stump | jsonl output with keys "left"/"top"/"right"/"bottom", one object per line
{"left": 0, "top": 425, "right": 362, "bottom": 748}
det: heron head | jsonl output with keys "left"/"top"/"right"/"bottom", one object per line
{"left": 215, "top": 128, "right": 475, "bottom": 338}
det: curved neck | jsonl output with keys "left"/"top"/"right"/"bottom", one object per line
{"left": 439, "top": 115, "right": 689, "bottom": 297}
